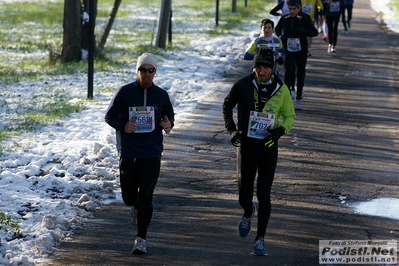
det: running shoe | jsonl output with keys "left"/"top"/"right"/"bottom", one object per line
{"left": 130, "top": 207, "right": 138, "bottom": 226}
{"left": 238, "top": 203, "right": 256, "bottom": 238}
{"left": 132, "top": 237, "right": 147, "bottom": 254}
{"left": 294, "top": 101, "right": 302, "bottom": 110}
{"left": 253, "top": 237, "right": 267, "bottom": 256}
{"left": 290, "top": 90, "right": 296, "bottom": 100}
{"left": 343, "top": 30, "right": 348, "bottom": 34}
{"left": 327, "top": 44, "right": 332, "bottom": 53}
{"left": 331, "top": 46, "right": 336, "bottom": 53}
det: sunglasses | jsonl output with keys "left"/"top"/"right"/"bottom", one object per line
{"left": 138, "top": 67, "right": 156, "bottom": 74}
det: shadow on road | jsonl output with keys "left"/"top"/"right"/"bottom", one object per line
{"left": 49, "top": 0, "right": 399, "bottom": 265}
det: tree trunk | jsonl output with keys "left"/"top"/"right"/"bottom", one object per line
{"left": 156, "top": 0, "right": 171, "bottom": 49}
{"left": 62, "top": 0, "right": 82, "bottom": 63}
{"left": 99, "top": 0, "right": 122, "bottom": 50}
{"left": 81, "top": 0, "right": 97, "bottom": 52}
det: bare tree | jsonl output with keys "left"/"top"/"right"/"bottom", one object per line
{"left": 99, "top": 0, "right": 122, "bottom": 50}
{"left": 81, "top": 0, "right": 97, "bottom": 51}
{"left": 62, "top": 0, "right": 82, "bottom": 63}
{"left": 61, "top": 0, "right": 98, "bottom": 63}
{"left": 156, "top": 0, "right": 171, "bottom": 49}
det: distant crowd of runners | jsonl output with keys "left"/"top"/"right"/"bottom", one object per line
{"left": 244, "top": 0, "right": 354, "bottom": 110}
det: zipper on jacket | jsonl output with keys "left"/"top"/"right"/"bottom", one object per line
{"left": 252, "top": 75, "right": 282, "bottom": 112}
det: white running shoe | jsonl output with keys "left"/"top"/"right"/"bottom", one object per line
{"left": 290, "top": 90, "right": 296, "bottom": 100}
{"left": 132, "top": 237, "right": 147, "bottom": 254}
{"left": 331, "top": 46, "right": 336, "bottom": 53}
{"left": 327, "top": 44, "right": 332, "bottom": 53}
{"left": 294, "top": 101, "right": 302, "bottom": 110}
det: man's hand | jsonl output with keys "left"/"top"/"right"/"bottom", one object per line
{"left": 230, "top": 131, "right": 242, "bottom": 147}
{"left": 124, "top": 120, "right": 138, "bottom": 133}
{"left": 161, "top": 115, "right": 172, "bottom": 134}
{"left": 263, "top": 126, "right": 285, "bottom": 148}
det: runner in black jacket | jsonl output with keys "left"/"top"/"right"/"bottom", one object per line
{"left": 222, "top": 48, "right": 295, "bottom": 256}
{"left": 324, "top": 0, "right": 345, "bottom": 53}
{"left": 275, "top": 0, "right": 318, "bottom": 110}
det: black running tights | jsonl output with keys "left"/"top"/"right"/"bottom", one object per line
{"left": 327, "top": 14, "right": 341, "bottom": 46}
{"left": 119, "top": 157, "right": 160, "bottom": 239}
{"left": 284, "top": 50, "right": 308, "bottom": 100}
{"left": 237, "top": 141, "right": 278, "bottom": 240}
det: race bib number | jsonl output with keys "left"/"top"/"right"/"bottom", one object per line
{"left": 330, "top": 2, "right": 340, "bottom": 12}
{"left": 302, "top": 3, "right": 312, "bottom": 15}
{"left": 287, "top": 38, "right": 301, "bottom": 52}
{"left": 129, "top": 106, "right": 155, "bottom": 133}
{"left": 247, "top": 111, "right": 275, "bottom": 139}
{"left": 258, "top": 42, "right": 280, "bottom": 50}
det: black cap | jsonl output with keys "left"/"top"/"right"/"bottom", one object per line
{"left": 289, "top": 0, "right": 301, "bottom": 8}
{"left": 253, "top": 48, "right": 274, "bottom": 69}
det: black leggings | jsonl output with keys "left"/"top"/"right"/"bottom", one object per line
{"left": 284, "top": 50, "right": 308, "bottom": 100}
{"left": 237, "top": 139, "right": 278, "bottom": 240}
{"left": 120, "top": 157, "right": 160, "bottom": 239}
{"left": 326, "top": 15, "right": 340, "bottom": 46}
{"left": 341, "top": 4, "right": 353, "bottom": 30}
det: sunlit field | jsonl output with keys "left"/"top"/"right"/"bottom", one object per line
{"left": 0, "top": 0, "right": 275, "bottom": 145}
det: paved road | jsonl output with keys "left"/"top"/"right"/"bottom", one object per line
{"left": 49, "top": 0, "right": 399, "bottom": 265}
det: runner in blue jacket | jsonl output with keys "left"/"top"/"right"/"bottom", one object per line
{"left": 342, "top": 0, "right": 354, "bottom": 33}
{"left": 105, "top": 53, "right": 174, "bottom": 255}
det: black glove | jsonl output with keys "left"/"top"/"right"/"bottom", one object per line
{"left": 277, "top": 56, "right": 284, "bottom": 65}
{"left": 296, "top": 27, "right": 306, "bottom": 36}
{"left": 230, "top": 131, "right": 242, "bottom": 147}
{"left": 263, "top": 126, "right": 285, "bottom": 148}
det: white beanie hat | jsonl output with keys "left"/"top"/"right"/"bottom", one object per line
{"left": 136, "top": 53, "right": 157, "bottom": 70}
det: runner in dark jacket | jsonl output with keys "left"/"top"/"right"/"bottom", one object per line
{"left": 275, "top": 0, "right": 318, "bottom": 110}
{"left": 105, "top": 53, "right": 174, "bottom": 255}
{"left": 323, "top": 0, "right": 345, "bottom": 52}
{"left": 342, "top": 0, "right": 354, "bottom": 33}
{"left": 105, "top": 80, "right": 174, "bottom": 158}
{"left": 222, "top": 48, "right": 295, "bottom": 256}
